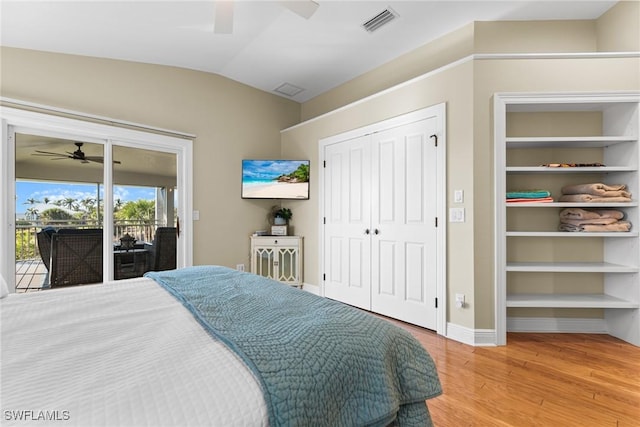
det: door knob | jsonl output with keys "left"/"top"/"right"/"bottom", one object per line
{"left": 374, "top": 229, "right": 380, "bottom": 235}
{"left": 365, "top": 229, "right": 370, "bottom": 235}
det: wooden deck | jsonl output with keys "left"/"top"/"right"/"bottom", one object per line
{"left": 15, "top": 259, "right": 48, "bottom": 292}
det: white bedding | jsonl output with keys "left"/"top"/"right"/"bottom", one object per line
{"left": 0, "top": 278, "right": 268, "bottom": 427}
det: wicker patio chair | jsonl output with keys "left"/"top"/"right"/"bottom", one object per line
{"left": 36, "top": 227, "right": 56, "bottom": 286}
{"left": 148, "top": 227, "right": 177, "bottom": 271}
{"left": 36, "top": 227, "right": 56, "bottom": 271}
{"left": 49, "top": 229, "right": 103, "bottom": 287}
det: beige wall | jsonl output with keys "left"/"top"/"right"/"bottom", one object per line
{"left": 1, "top": 47, "right": 301, "bottom": 269}
{"left": 597, "top": 0, "right": 640, "bottom": 51}
{"left": 288, "top": 3, "right": 640, "bottom": 332}
{"left": 474, "top": 20, "right": 597, "bottom": 53}
{"left": 300, "top": 23, "right": 475, "bottom": 121}
{"left": 283, "top": 62, "right": 476, "bottom": 327}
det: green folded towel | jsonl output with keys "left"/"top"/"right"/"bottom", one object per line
{"left": 506, "top": 190, "right": 551, "bottom": 199}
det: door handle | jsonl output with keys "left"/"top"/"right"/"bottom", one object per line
{"left": 365, "top": 229, "right": 370, "bottom": 235}
{"left": 374, "top": 229, "right": 380, "bottom": 235}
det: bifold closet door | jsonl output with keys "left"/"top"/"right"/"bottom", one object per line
{"left": 370, "top": 119, "right": 438, "bottom": 330}
{"left": 323, "top": 117, "right": 439, "bottom": 330}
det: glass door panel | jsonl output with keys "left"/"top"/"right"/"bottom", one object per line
{"left": 14, "top": 133, "right": 104, "bottom": 291}
{"left": 112, "top": 145, "right": 177, "bottom": 280}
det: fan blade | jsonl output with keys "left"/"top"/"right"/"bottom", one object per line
{"left": 85, "top": 156, "right": 122, "bottom": 165}
{"left": 33, "top": 150, "right": 67, "bottom": 156}
{"left": 214, "top": 1, "right": 234, "bottom": 34}
{"left": 84, "top": 157, "right": 104, "bottom": 164}
{"left": 280, "top": 0, "right": 319, "bottom": 19}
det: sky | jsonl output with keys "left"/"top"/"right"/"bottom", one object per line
{"left": 16, "top": 180, "right": 155, "bottom": 215}
{"left": 242, "top": 160, "right": 308, "bottom": 184}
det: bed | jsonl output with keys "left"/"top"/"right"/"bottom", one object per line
{"left": 1, "top": 265, "right": 441, "bottom": 426}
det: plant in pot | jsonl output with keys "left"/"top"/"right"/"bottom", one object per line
{"left": 272, "top": 207, "right": 292, "bottom": 225}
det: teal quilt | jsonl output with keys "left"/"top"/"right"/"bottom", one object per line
{"left": 146, "top": 266, "right": 442, "bottom": 427}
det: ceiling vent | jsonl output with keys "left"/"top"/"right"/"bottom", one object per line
{"left": 274, "top": 83, "right": 304, "bottom": 97}
{"left": 362, "top": 7, "right": 398, "bottom": 32}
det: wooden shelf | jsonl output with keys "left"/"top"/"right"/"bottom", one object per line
{"left": 506, "top": 231, "right": 639, "bottom": 237}
{"left": 505, "top": 136, "right": 636, "bottom": 148}
{"left": 506, "top": 166, "right": 636, "bottom": 173}
{"left": 505, "top": 201, "right": 638, "bottom": 207}
{"left": 506, "top": 261, "right": 638, "bottom": 273}
{"left": 506, "top": 293, "right": 639, "bottom": 308}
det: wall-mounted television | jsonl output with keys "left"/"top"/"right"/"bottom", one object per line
{"left": 241, "top": 159, "right": 310, "bottom": 199}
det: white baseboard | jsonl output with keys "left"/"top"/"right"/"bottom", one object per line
{"left": 446, "top": 322, "right": 497, "bottom": 346}
{"left": 301, "top": 282, "right": 320, "bottom": 295}
{"left": 507, "top": 317, "right": 608, "bottom": 334}
{"left": 445, "top": 317, "right": 608, "bottom": 347}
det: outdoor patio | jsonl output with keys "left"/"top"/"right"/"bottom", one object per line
{"left": 14, "top": 224, "right": 176, "bottom": 292}
{"left": 15, "top": 258, "right": 48, "bottom": 292}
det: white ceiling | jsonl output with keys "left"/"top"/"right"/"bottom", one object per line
{"left": 0, "top": 0, "right": 618, "bottom": 103}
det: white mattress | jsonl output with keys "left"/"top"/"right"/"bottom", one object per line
{"left": 0, "top": 278, "right": 268, "bottom": 427}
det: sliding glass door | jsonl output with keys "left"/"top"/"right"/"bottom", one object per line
{"left": 112, "top": 145, "right": 177, "bottom": 281}
{"left": 2, "top": 106, "right": 192, "bottom": 292}
{"left": 14, "top": 133, "right": 106, "bottom": 290}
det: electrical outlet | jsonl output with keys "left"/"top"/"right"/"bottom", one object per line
{"left": 236, "top": 264, "right": 245, "bottom": 272}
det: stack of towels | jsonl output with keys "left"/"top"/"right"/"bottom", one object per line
{"left": 559, "top": 208, "right": 631, "bottom": 232}
{"left": 558, "top": 183, "right": 632, "bottom": 203}
{"left": 506, "top": 190, "right": 553, "bottom": 203}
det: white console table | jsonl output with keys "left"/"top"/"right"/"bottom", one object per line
{"left": 250, "top": 236, "right": 303, "bottom": 287}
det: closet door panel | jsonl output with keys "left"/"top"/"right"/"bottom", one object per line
{"left": 371, "top": 119, "right": 438, "bottom": 330}
{"left": 323, "top": 136, "right": 371, "bottom": 310}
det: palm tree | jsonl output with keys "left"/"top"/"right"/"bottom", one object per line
{"left": 25, "top": 207, "right": 39, "bottom": 220}
{"left": 115, "top": 200, "right": 155, "bottom": 221}
{"left": 62, "top": 197, "right": 78, "bottom": 211}
{"left": 80, "top": 197, "right": 96, "bottom": 212}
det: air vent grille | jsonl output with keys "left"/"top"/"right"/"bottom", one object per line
{"left": 274, "top": 83, "right": 304, "bottom": 97}
{"left": 362, "top": 7, "right": 397, "bottom": 32}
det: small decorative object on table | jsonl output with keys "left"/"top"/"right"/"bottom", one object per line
{"left": 271, "top": 225, "right": 288, "bottom": 236}
{"left": 271, "top": 206, "right": 292, "bottom": 225}
{"left": 119, "top": 233, "right": 136, "bottom": 251}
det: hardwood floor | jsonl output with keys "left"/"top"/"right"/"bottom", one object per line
{"left": 390, "top": 320, "right": 640, "bottom": 427}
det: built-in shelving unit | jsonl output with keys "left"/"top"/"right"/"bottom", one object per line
{"left": 494, "top": 91, "right": 640, "bottom": 346}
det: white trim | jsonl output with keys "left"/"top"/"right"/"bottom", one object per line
{"left": 301, "top": 282, "right": 321, "bottom": 295}
{"left": 507, "top": 317, "right": 608, "bottom": 334}
{"left": 1, "top": 107, "right": 194, "bottom": 289}
{"left": 446, "top": 322, "right": 497, "bottom": 347}
{"left": 0, "top": 97, "right": 195, "bottom": 139}
{"left": 282, "top": 51, "right": 639, "bottom": 131}
{"left": 318, "top": 103, "right": 447, "bottom": 336}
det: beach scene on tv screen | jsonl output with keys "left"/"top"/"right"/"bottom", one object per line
{"left": 242, "top": 160, "right": 309, "bottom": 199}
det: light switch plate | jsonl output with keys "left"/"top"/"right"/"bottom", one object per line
{"left": 454, "top": 190, "right": 464, "bottom": 203}
{"left": 449, "top": 208, "right": 465, "bottom": 223}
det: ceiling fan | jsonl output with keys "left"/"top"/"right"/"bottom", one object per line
{"left": 33, "top": 142, "right": 121, "bottom": 164}
{"left": 214, "top": 0, "right": 319, "bottom": 34}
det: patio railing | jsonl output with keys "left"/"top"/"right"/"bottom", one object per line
{"left": 16, "top": 220, "right": 161, "bottom": 261}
